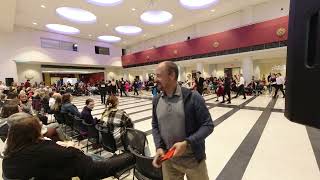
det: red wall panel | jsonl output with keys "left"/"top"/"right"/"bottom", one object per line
{"left": 122, "top": 16, "right": 289, "bottom": 66}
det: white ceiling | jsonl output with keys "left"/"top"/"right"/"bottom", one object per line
{"left": 14, "top": 0, "right": 269, "bottom": 47}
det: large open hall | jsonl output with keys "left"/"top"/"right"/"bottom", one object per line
{"left": 0, "top": 0, "right": 319, "bottom": 179}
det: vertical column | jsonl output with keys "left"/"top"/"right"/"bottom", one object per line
{"left": 208, "top": 64, "right": 218, "bottom": 77}
{"left": 196, "top": 63, "right": 204, "bottom": 74}
{"left": 123, "top": 71, "right": 129, "bottom": 81}
{"left": 253, "top": 64, "right": 261, "bottom": 80}
{"left": 241, "top": 57, "right": 254, "bottom": 84}
{"left": 178, "top": 65, "right": 186, "bottom": 82}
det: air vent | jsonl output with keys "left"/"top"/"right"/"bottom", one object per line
{"left": 41, "top": 38, "right": 78, "bottom": 52}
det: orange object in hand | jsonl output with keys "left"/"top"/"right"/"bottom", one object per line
{"left": 160, "top": 148, "right": 175, "bottom": 162}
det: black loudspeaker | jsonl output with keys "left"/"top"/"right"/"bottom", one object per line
{"left": 5, "top": 78, "right": 14, "bottom": 86}
{"left": 122, "top": 49, "right": 126, "bottom": 56}
{"left": 285, "top": 0, "right": 320, "bottom": 128}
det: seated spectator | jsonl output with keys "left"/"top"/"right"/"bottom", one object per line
{"left": 61, "top": 93, "right": 80, "bottom": 117}
{"left": 18, "top": 93, "right": 34, "bottom": 115}
{"left": 0, "top": 100, "right": 21, "bottom": 138}
{"left": 101, "top": 95, "right": 133, "bottom": 148}
{"left": 2, "top": 116, "right": 135, "bottom": 180}
{"left": 48, "top": 92, "right": 56, "bottom": 109}
{"left": 81, "top": 98, "right": 98, "bottom": 125}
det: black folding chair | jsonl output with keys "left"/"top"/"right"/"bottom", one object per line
{"left": 128, "top": 147, "right": 163, "bottom": 180}
{"left": 82, "top": 120, "right": 100, "bottom": 153}
{"left": 123, "top": 128, "right": 147, "bottom": 155}
{"left": 96, "top": 124, "right": 117, "bottom": 154}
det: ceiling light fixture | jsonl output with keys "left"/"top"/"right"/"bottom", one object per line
{"left": 140, "top": 10, "right": 173, "bottom": 25}
{"left": 211, "top": 9, "right": 216, "bottom": 12}
{"left": 131, "top": 8, "right": 136, "bottom": 11}
{"left": 56, "top": 7, "right": 97, "bottom": 23}
{"left": 46, "top": 24, "right": 80, "bottom": 34}
{"left": 32, "top": 22, "right": 38, "bottom": 25}
{"left": 98, "top": 35, "right": 121, "bottom": 43}
{"left": 105, "top": 24, "right": 109, "bottom": 27}
{"left": 179, "top": 0, "right": 219, "bottom": 10}
{"left": 41, "top": 5, "right": 46, "bottom": 8}
{"left": 86, "top": 0, "right": 123, "bottom": 6}
{"left": 88, "top": 34, "right": 92, "bottom": 37}
{"left": 115, "top": 26, "right": 142, "bottom": 36}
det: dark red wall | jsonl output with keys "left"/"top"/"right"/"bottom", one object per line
{"left": 79, "top": 72, "right": 104, "bottom": 84}
{"left": 122, "top": 16, "right": 289, "bottom": 67}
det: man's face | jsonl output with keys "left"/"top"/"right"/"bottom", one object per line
{"left": 155, "top": 64, "right": 174, "bottom": 91}
{"left": 87, "top": 101, "right": 95, "bottom": 110}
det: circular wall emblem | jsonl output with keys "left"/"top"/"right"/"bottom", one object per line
{"left": 212, "top": 41, "right": 220, "bottom": 48}
{"left": 25, "top": 71, "right": 34, "bottom": 80}
{"left": 173, "top": 49, "right": 178, "bottom": 55}
{"left": 276, "top": 27, "right": 286, "bottom": 37}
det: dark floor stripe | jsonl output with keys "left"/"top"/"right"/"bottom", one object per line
{"left": 213, "top": 96, "right": 258, "bottom": 127}
{"left": 216, "top": 97, "right": 277, "bottom": 180}
{"left": 133, "top": 116, "right": 152, "bottom": 124}
{"left": 145, "top": 129, "right": 152, "bottom": 136}
{"left": 306, "top": 126, "right": 320, "bottom": 171}
{"left": 128, "top": 108, "right": 152, "bottom": 115}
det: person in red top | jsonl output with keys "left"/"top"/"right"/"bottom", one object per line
{"left": 24, "top": 80, "right": 31, "bottom": 89}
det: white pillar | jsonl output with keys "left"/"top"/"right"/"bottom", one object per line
{"left": 253, "top": 64, "right": 261, "bottom": 80}
{"left": 123, "top": 72, "right": 129, "bottom": 81}
{"left": 178, "top": 65, "right": 186, "bottom": 82}
{"left": 196, "top": 63, "right": 204, "bottom": 74}
{"left": 208, "top": 64, "right": 218, "bottom": 77}
{"left": 241, "top": 57, "right": 254, "bottom": 84}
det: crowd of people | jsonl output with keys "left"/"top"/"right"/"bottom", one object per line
{"left": 0, "top": 65, "right": 286, "bottom": 179}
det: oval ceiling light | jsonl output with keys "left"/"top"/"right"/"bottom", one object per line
{"left": 98, "top": 35, "right": 121, "bottom": 43}
{"left": 179, "top": 0, "right": 219, "bottom": 10}
{"left": 86, "top": 0, "right": 123, "bottom": 6}
{"left": 115, "top": 26, "right": 142, "bottom": 35}
{"left": 46, "top": 24, "right": 80, "bottom": 34}
{"left": 140, "top": 10, "right": 173, "bottom": 25}
{"left": 56, "top": 7, "right": 97, "bottom": 23}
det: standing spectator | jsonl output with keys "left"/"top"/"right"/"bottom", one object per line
{"left": 196, "top": 72, "right": 204, "bottom": 95}
{"left": 234, "top": 74, "right": 246, "bottom": 99}
{"left": 99, "top": 80, "right": 107, "bottom": 104}
{"left": 133, "top": 78, "right": 139, "bottom": 96}
{"left": 24, "top": 80, "right": 31, "bottom": 89}
{"left": 222, "top": 73, "right": 231, "bottom": 104}
{"left": 119, "top": 78, "right": 128, "bottom": 97}
{"left": 152, "top": 61, "right": 213, "bottom": 180}
{"left": 274, "top": 73, "right": 285, "bottom": 98}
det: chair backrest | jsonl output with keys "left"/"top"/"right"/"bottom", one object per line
{"left": 96, "top": 124, "right": 117, "bottom": 153}
{"left": 129, "top": 147, "right": 163, "bottom": 180}
{"left": 123, "top": 128, "right": 147, "bottom": 155}
{"left": 54, "top": 112, "right": 65, "bottom": 124}
{"left": 82, "top": 121, "right": 99, "bottom": 143}
{"left": 62, "top": 113, "right": 73, "bottom": 126}
{"left": 73, "top": 116, "right": 83, "bottom": 132}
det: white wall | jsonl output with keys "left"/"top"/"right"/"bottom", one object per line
{"left": 127, "top": 0, "right": 290, "bottom": 54}
{"left": 0, "top": 26, "right": 122, "bottom": 82}
{"left": 16, "top": 63, "right": 42, "bottom": 84}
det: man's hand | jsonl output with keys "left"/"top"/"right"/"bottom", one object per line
{"left": 152, "top": 148, "right": 165, "bottom": 168}
{"left": 171, "top": 140, "right": 188, "bottom": 157}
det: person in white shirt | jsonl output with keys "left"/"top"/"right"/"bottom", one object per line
{"left": 0, "top": 81, "right": 6, "bottom": 93}
{"left": 234, "top": 74, "right": 246, "bottom": 99}
{"left": 274, "top": 73, "right": 285, "bottom": 98}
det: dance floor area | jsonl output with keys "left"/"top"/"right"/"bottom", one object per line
{"left": 1, "top": 92, "right": 320, "bottom": 180}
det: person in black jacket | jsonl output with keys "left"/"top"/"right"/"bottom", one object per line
{"left": 81, "top": 98, "right": 98, "bottom": 125}
{"left": 196, "top": 71, "right": 205, "bottom": 95}
{"left": 222, "top": 73, "right": 231, "bottom": 104}
{"left": 119, "top": 78, "right": 128, "bottom": 97}
{"left": 99, "top": 80, "right": 107, "bottom": 104}
{"left": 2, "top": 116, "right": 135, "bottom": 180}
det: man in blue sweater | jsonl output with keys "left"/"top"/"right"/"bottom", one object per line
{"left": 152, "top": 61, "right": 214, "bottom": 180}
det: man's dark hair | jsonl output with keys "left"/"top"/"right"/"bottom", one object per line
{"left": 85, "top": 98, "right": 94, "bottom": 105}
{"left": 163, "top": 61, "right": 179, "bottom": 80}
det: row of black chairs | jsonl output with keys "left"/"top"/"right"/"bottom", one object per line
{"left": 53, "top": 112, "right": 163, "bottom": 180}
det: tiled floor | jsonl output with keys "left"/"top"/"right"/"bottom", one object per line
{"left": 1, "top": 91, "right": 320, "bottom": 180}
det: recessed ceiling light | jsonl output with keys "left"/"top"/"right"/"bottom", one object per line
{"left": 211, "top": 9, "right": 216, "bottom": 12}
{"left": 98, "top": 35, "right": 121, "bottom": 43}
{"left": 169, "top": 24, "right": 174, "bottom": 27}
{"left": 86, "top": 0, "right": 123, "bottom": 6}
{"left": 179, "top": 0, "right": 219, "bottom": 10}
{"left": 56, "top": 7, "right": 97, "bottom": 23}
{"left": 140, "top": 10, "right": 173, "bottom": 25}
{"left": 46, "top": 24, "right": 80, "bottom": 34}
{"left": 115, "top": 26, "right": 142, "bottom": 36}
{"left": 32, "top": 22, "right": 38, "bottom": 25}
{"left": 88, "top": 34, "right": 92, "bottom": 37}
{"left": 143, "top": 34, "right": 147, "bottom": 37}
{"left": 41, "top": 5, "right": 46, "bottom": 8}
{"left": 105, "top": 24, "right": 109, "bottom": 27}
{"left": 131, "top": 8, "right": 136, "bottom": 11}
